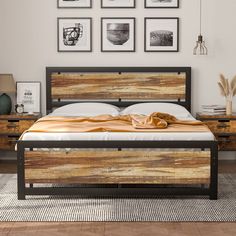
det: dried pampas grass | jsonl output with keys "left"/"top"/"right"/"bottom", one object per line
{"left": 218, "top": 74, "right": 236, "bottom": 100}
{"left": 231, "top": 75, "right": 236, "bottom": 96}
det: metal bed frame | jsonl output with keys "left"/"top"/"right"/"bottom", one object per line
{"left": 17, "top": 67, "right": 218, "bottom": 200}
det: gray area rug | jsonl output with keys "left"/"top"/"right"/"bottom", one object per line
{"left": 0, "top": 174, "right": 235, "bottom": 222}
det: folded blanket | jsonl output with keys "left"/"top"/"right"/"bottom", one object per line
{"left": 131, "top": 112, "right": 202, "bottom": 129}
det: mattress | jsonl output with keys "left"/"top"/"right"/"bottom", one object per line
{"left": 21, "top": 130, "right": 215, "bottom": 141}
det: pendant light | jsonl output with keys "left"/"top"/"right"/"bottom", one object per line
{"left": 193, "top": 0, "right": 208, "bottom": 55}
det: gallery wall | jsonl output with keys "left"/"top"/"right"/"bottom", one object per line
{"left": 0, "top": 0, "right": 236, "bottom": 158}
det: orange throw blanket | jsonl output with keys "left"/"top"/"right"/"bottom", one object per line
{"left": 21, "top": 112, "right": 210, "bottom": 135}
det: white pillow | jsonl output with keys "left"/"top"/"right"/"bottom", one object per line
{"left": 121, "top": 103, "right": 193, "bottom": 119}
{"left": 51, "top": 103, "right": 120, "bottom": 116}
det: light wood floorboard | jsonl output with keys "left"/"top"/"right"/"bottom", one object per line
{"left": 0, "top": 222, "right": 236, "bottom": 236}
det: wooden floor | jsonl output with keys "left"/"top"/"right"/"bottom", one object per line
{"left": 0, "top": 160, "right": 235, "bottom": 236}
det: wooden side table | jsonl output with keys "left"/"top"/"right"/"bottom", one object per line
{"left": 196, "top": 112, "right": 236, "bottom": 151}
{"left": 0, "top": 113, "right": 40, "bottom": 151}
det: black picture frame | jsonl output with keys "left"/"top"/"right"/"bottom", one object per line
{"left": 144, "top": 17, "right": 179, "bottom": 52}
{"left": 101, "top": 17, "right": 136, "bottom": 52}
{"left": 101, "top": 0, "right": 136, "bottom": 8}
{"left": 57, "top": 0, "right": 92, "bottom": 9}
{"left": 145, "top": 0, "right": 179, "bottom": 8}
{"left": 16, "top": 81, "right": 41, "bottom": 113}
{"left": 57, "top": 17, "right": 92, "bottom": 52}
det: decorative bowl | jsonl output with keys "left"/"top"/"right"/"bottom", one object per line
{"left": 107, "top": 23, "right": 130, "bottom": 45}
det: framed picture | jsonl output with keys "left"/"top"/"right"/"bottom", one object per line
{"left": 58, "top": 18, "right": 92, "bottom": 52}
{"left": 144, "top": 17, "right": 179, "bottom": 52}
{"left": 101, "top": 18, "right": 135, "bottom": 52}
{"left": 145, "top": 0, "right": 179, "bottom": 8}
{"left": 16, "top": 82, "right": 41, "bottom": 113}
{"left": 101, "top": 0, "right": 135, "bottom": 8}
{"left": 57, "top": 0, "right": 92, "bottom": 8}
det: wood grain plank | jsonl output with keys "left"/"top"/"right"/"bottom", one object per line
{"left": 201, "top": 119, "right": 236, "bottom": 151}
{"left": 0, "top": 114, "right": 40, "bottom": 120}
{"left": 0, "top": 120, "right": 35, "bottom": 134}
{"left": 51, "top": 73, "right": 186, "bottom": 100}
{"left": 196, "top": 113, "right": 236, "bottom": 120}
{"left": 25, "top": 150, "right": 210, "bottom": 185}
{"left": 203, "top": 120, "right": 236, "bottom": 134}
{"left": 1, "top": 222, "right": 236, "bottom": 236}
{"left": 0, "top": 137, "right": 18, "bottom": 151}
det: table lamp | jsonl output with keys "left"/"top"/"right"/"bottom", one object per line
{"left": 0, "top": 74, "right": 16, "bottom": 115}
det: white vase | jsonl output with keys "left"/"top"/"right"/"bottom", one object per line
{"left": 226, "top": 100, "right": 232, "bottom": 115}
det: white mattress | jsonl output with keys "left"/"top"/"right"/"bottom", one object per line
{"left": 22, "top": 131, "right": 214, "bottom": 141}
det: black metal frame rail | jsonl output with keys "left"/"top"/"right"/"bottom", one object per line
{"left": 17, "top": 140, "right": 218, "bottom": 200}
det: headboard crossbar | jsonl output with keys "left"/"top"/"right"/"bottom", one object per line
{"left": 46, "top": 67, "right": 191, "bottom": 114}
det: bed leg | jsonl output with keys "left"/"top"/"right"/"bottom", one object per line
{"left": 210, "top": 193, "right": 217, "bottom": 200}
{"left": 17, "top": 142, "right": 26, "bottom": 200}
{"left": 18, "top": 192, "right": 26, "bottom": 200}
{"left": 209, "top": 143, "right": 218, "bottom": 200}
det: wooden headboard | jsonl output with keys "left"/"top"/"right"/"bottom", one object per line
{"left": 46, "top": 67, "right": 191, "bottom": 114}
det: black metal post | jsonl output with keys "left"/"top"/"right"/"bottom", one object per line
{"left": 17, "top": 143, "right": 26, "bottom": 200}
{"left": 210, "top": 142, "right": 218, "bottom": 200}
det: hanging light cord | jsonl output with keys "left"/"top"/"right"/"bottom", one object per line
{"left": 193, "top": 0, "right": 208, "bottom": 55}
{"left": 200, "top": 0, "right": 202, "bottom": 35}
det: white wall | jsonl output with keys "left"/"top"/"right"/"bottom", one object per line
{"left": 0, "top": 0, "right": 236, "bottom": 159}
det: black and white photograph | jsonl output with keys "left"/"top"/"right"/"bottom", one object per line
{"left": 58, "top": 18, "right": 92, "bottom": 52}
{"left": 16, "top": 82, "right": 41, "bottom": 113}
{"left": 57, "top": 0, "right": 92, "bottom": 8}
{"left": 101, "top": 0, "right": 135, "bottom": 8}
{"left": 101, "top": 18, "right": 135, "bottom": 52}
{"left": 145, "top": 0, "right": 179, "bottom": 8}
{"left": 145, "top": 17, "right": 179, "bottom": 52}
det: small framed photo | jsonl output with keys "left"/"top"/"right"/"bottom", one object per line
{"left": 58, "top": 18, "right": 92, "bottom": 52}
{"left": 101, "top": 18, "right": 135, "bottom": 52}
{"left": 16, "top": 82, "right": 41, "bottom": 113}
{"left": 57, "top": 0, "right": 92, "bottom": 8}
{"left": 145, "top": 17, "right": 179, "bottom": 52}
{"left": 145, "top": 0, "right": 179, "bottom": 8}
{"left": 101, "top": 0, "right": 135, "bottom": 8}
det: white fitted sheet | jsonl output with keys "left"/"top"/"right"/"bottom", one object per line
{"left": 22, "top": 131, "right": 215, "bottom": 141}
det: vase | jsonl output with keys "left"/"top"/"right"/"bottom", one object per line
{"left": 226, "top": 100, "right": 232, "bottom": 115}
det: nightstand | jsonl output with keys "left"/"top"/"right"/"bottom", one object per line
{"left": 0, "top": 113, "right": 40, "bottom": 151}
{"left": 196, "top": 112, "right": 236, "bottom": 151}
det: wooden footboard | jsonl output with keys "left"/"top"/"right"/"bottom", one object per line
{"left": 17, "top": 140, "right": 218, "bottom": 200}
{"left": 24, "top": 150, "right": 211, "bottom": 185}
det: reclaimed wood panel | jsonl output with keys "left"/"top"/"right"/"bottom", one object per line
{"left": 25, "top": 150, "right": 210, "bottom": 184}
{"left": 0, "top": 120, "right": 35, "bottom": 134}
{"left": 51, "top": 73, "right": 186, "bottom": 100}
{"left": 0, "top": 114, "right": 40, "bottom": 120}
{"left": 196, "top": 113, "right": 236, "bottom": 120}
{"left": 197, "top": 113, "right": 236, "bottom": 151}
{"left": 203, "top": 120, "right": 236, "bottom": 134}
{"left": 216, "top": 135, "right": 236, "bottom": 151}
{"left": 0, "top": 137, "right": 18, "bottom": 151}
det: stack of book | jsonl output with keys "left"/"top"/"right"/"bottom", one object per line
{"left": 201, "top": 105, "right": 226, "bottom": 115}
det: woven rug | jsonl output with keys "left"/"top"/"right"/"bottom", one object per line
{"left": 0, "top": 174, "right": 235, "bottom": 222}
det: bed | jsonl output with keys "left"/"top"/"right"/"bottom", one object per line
{"left": 17, "top": 67, "right": 218, "bottom": 200}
